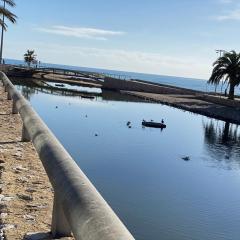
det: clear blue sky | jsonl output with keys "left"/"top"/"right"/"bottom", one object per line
{"left": 3, "top": 0, "right": 240, "bottom": 79}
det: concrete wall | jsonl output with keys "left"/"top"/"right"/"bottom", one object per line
{"left": 199, "top": 94, "right": 240, "bottom": 108}
{"left": 102, "top": 77, "right": 197, "bottom": 95}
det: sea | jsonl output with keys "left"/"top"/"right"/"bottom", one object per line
{"left": 5, "top": 58, "right": 240, "bottom": 95}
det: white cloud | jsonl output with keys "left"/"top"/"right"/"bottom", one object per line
{"left": 219, "top": 0, "right": 234, "bottom": 4}
{"left": 215, "top": 8, "right": 240, "bottom": 20}
{"left": 6, "top": 42, "right": 211, "bottom": 79}
{"left": 37, "top": 25, "right": 125, "bottom": 40}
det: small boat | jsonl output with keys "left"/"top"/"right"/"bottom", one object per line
{"left": 81, "top": 95, "right": 95, "bottom": 99}
{"left": 55, "top": 83, "right": 65, "bottom": 87}
{"left": 142, "top": 120, "right": 166, "bottom": 128}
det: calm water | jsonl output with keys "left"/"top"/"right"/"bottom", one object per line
{"left": 7, "top": 58, "right": 240, "bottom": 95}
{"left": 14, "top": 83, "right": 240, "bottom": 240}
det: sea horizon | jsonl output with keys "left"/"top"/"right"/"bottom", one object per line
{"left": 6, "top": 58, "right": 232, "bottom": 95}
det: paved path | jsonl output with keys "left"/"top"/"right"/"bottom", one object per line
{"left": 0, "top": 83, "right": 73, "bottom": 239}
{"left": 122, "top": 91, "right": 240, "bottom": 124}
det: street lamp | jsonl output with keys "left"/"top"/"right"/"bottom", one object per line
{"left": 215, "top": 49, "right": 226, "bottom": 57}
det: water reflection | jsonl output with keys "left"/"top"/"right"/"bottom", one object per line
{"left": 11, "top": 77, "right": 149, "bottom": 103}
{"left": 17, "top": 86, "right": 35, "bottom": 101}
{"left": 203, "top": 119, "right": 240, "bottom": 169}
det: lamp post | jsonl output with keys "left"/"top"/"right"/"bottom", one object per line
{"left": 0, "top": 0, "right": 5, "bottom": 64}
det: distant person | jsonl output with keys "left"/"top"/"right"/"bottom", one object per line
{"left": 224, "top": 89, "right": 227, "bottom": 97}
{"left": 2, "top": 59, "right": 5, "bottom": 65}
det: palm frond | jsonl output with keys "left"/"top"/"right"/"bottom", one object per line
{"left": 2, "top": 0, "right": 16, "bottom": 7}
{"left": 0, "top": 18, "right": 6, "bottom": 30}
{"left": 209, "top": 50, "right": 240, "bottom": 99}
{"left": 0, "top": 6, "right": 17, "bottom": 23}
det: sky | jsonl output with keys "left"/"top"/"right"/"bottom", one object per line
{"left": 3, "top": 0, "right": 240, "bottom": 79}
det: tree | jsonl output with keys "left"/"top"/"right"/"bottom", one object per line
{"left": 24, "top": 50, "right": 37, "bottom": 68}
{"left": 208, "top": 50, "right": 240, "bottom": 100}
{"left": 0, "top": 0, "right": 17, "bottom": 63}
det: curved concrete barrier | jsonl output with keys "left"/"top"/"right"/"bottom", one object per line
{"left": 0, "top": 72, "right": 135, "bottom": 240}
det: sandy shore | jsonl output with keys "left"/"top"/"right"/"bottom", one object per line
{"left": 0, "top": 85, "right": 73, "bottom": 239}
{"left": 33, "top": 72, "right": 102, "bottom": 89}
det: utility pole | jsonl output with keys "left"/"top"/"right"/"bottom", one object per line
{"left": 0, "top": 0, "right": 5, "bottom": 64}
{"left": 215, "top": 49, "right": 226, "bottom": 57}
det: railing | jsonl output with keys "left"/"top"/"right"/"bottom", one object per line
{"left": 0, "top": 72, "right": 134, "bottom": 240}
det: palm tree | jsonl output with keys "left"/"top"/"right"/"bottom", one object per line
{"left": 24, "top": 50, "right": 37, "bottom": 67}
{"left": 0, "top": 0, "right": 17, "bottom": 64}
{"left": 208, "top": 50, "right": 240, "bottom": 100}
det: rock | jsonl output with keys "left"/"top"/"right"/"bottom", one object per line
{"left": 26, "top": 204, "right": 47, "bottom": 209}
{"left": 13, "top": 165, "right": 28, "bottom": 172}
{"left": 13, "top": 152, "right": 22, "bottom": 159}
{"left": 0, "top": 195, "right": 14, "bottom": 202}
{"left": 26, "top": 188, "right": 36, "bottom": 193}
{"left": 17, "top": 176, "right": 28, "bottom": 183}
{"left": 0, "top": 213, "right": 7, "bottom": 218}
{"left": 32, "top": 181, "right": 43, "bottom": 185}
{"left": 24, "top": 214, "right": 35, "bottom": 221}
{"left": 0, "top": 224, "right": 17, "bottom": 230}
{"left": 17, "top": 194, "right": 33, "bottom": 201}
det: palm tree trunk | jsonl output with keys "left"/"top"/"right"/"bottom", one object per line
{"left": 228, "top": 83, "right": 235, "bottom": 100}
{"left": 0, "top": 0, "right": 5, "bottom": 64}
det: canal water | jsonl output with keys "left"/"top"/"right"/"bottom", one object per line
{"left": 15, "top": 83, "right": 240, "bottom": 240}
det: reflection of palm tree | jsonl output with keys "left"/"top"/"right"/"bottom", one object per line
{"left": 208, "top": 51, "right": 240, "bottom": 100}
{"left": 21, "top": 86, "right": 35, "bottom": 101}
{"left": 203, "top": 120, "right": 239, "bottom": 145}
{"left": 203, "top": 119, "right": 240, "bottom": 169}
{"left": 222, "top": 122, "right": 230, "bottom": 143}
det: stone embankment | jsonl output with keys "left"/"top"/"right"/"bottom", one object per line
{"left": 122, "top": 91, "right": 240, "bottom": 124}
{"left": 0, "top": 83, "right": 72, "bottom": 239}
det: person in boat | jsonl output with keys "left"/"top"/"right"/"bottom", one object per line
{"left": 161, "top": 119, "right": 164, "bottom": 124}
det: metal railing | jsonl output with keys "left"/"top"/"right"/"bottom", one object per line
{"left": 0, "top": 72, "right": 134, "bottom": 240}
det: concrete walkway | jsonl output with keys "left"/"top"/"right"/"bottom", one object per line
{"left": 122, "top": 91, "right": 240, "bottom": 124}
{"left": 0, "top": 83, "right": 73, "bottom": 239}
